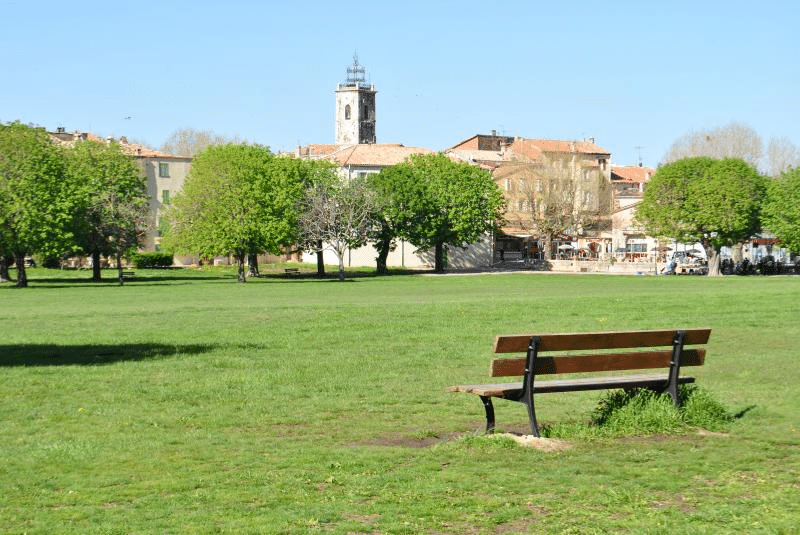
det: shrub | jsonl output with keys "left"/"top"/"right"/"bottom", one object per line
{"left": 34, "top": 255, "right": 62, "bottom": 269}
{"left": 130, "top": 252, "right": 174, "bottom": 269}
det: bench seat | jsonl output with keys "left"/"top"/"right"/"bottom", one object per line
{"left": 449, "top": 373, "right": 696, "bottom": 398}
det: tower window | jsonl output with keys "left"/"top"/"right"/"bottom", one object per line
{"left": 345, "top": 105, "right": 351, "bottom": 120}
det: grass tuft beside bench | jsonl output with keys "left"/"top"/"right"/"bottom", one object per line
{"left": 448, "top": 328, "right": 711, "bottom": 437}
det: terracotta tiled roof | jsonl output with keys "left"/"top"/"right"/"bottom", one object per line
{"left": 445, "top": 135, "right": 482, "bottom": 151}
{"left": 506, "top": 139, "right": 611, "bottom": 160}
{"left": 611, "top": 165, "right": 655, "bottom": 183}
{"left": 49, "top": 130, "right": 188, "bottom": 160}
{"left": 298, "top": 143, "right": 433, "bottom": 167}
{"left": 120, "top": 143, "right": 190, "bottom": 160}
{"left": 445, "top": 149, "right": 505, "bottom": 164}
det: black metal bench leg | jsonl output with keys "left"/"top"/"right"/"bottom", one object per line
{"left": 525, "top": 396, "right": 541, "bottom": 438}
{"left": 479, "top": 396, "right": 495, "bottom": 434}
{"left": 665, "top": 330, "right": 687, "bottom": 406}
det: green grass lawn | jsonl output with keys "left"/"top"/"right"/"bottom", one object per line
{"left": 2, "top": 268, "right": 799, "bottom": 533}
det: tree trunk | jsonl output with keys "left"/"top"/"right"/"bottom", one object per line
{"left": 703, "top": 241, "right": 722, "bottom": 277}
{"left": 316, "top": 240, "right": 325, "bottom": 278}
{"left": 116, "top": 251, "right": 124, "bottom": 286}
{"left": 374, "top": 223, "right": 393, "bottom": 275}
{"left": 14, "top": 251, "right": 28, "bottom": 288}
{"left": 248, "top": 252, "right": 259, "bottom": 278}
{"left": 92, "top": 249, "right": 102, "bottom": 282}
{"left": 543, "top": 234, "right": 553, "bottom": 261}
{"left": 236, "top": 249, "right": 247, "bottom": 283}
{"left": 376, "top": 240, "right": 390, "bottom": 275}
{"left": 338, "top": 256, "right": 346, "bottom": 281}
{"left": 434, "top": 242, "right": 446, "bottom": 273}
{"left": 0, "top": 255, "right": 11, "bottom": 282}
{"left": 731, "top": 242, "right": 744, "bottom": 263}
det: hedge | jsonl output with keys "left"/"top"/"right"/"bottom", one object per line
{"left": 130, "top": 252, "right": 174, "bottom": 269}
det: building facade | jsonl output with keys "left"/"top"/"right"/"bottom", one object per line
{"left": 446, "top": 134, "right": 614, "bottom": 261}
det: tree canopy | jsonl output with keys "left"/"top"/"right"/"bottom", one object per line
{"left": 762, "top": 166, "right": 800, "bottom": 252}
{"left": 163, "top": 144, "right": 304, "bottom": 282}
{"left": 298, "top": 175, "right": 378, "bottom": 280}
{"left": 635, "top": 157, "right": 715, "bottom": 242}
{"left": 371, "top": 153, "right": 505, "bottom": 272}
{"left": 64, "top": 140, "right": 149, "bottom": 283}
{"left": 662, "top": 122, "right": 763, "bottom": 168}
{"left": 510, "top": 153, "right": 611, "bottom": 260}
{"left": 0, "top": 122, "right": 72, "bottom": 287}
{"left": 159, "top": 128, "right": 246, "bottom": 157}
{"left": 635, "top": 157, "right": 764, "bottom": 276}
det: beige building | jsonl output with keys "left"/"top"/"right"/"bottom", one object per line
{"left": 610, "top": 164, "right": 656, "bottom": 260}
{"left": 49, "top": 128, "right": 194, "bottom": 261}
{"left": 446, "top": 134, "right": 613, "bottom": 261}
{"left": 122, "top": 143, "right": 192, "bottom": 253}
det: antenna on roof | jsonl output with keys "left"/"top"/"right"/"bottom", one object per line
{"left": 634, "top": 146, "right": 645, "bottom": 166}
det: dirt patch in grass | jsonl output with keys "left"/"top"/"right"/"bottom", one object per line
{"left": 494, "top": 433, "right": 573, "bottom": 452}
{"left": 652, "top": 494, "right": 695, "bottom": 514}
{"left": 357, "top": 431, "right": 572, "bottom": 451}
{"left": 357, "top": 431, "right": 462, "bottom": 448}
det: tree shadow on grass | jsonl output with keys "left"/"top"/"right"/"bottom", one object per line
{"left": 8, "top": 275, "right": 231, "bottom": 287}
{"left": 0, "top": 343, "right": 216, "bottom": 367}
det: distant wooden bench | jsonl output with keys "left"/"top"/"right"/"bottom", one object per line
{"left": 448, "top": 328, "right": 710, "bottom": 436}
{"left": 122, "top": 270, "right": 135, "bottom": 279}
{"left": 284, "top": 268, "right": 300, "bottom": 277}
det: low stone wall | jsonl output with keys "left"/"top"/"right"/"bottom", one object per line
{"left": 546, "top": 259, "right": 661, "bottom": 275}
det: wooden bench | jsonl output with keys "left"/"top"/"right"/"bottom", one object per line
{"left": 284, "top": 268, "right": 300, "bottom": 277}
{"left": 122, "top": 270, "right": 135, "bottom": 279}
{"left": 448, "top": 328, "right": 710, "bottom": 437}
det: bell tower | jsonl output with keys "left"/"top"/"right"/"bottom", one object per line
{"left": 335, "top": 53, "right": 376, "bottom": 144}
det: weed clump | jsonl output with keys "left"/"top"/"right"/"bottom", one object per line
{"left": 590, "top": 384, "right": 732, "bottom": 436}
{"left": 543, "top": 385, "right": 733, "bottom": 439}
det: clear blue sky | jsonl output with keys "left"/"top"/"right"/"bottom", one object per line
{"left": 2, "top": 0, "right": 797, "bottom": 167}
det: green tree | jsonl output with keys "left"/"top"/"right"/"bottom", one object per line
{"left": 635, "top": 157, "right": 715, "bottom": 242}
{"left": 0, "top": 122, "right": 72, "bottom": 287}
{"left": 635, "top": 157, "right": 764, "bottom": 276}
{"left": 686, "top": 158, "right": 764, "bottom": 275}
{"left": 65, "top": 140, "right": 149, "bottom": 284}
{"left": 163, "top": 145, "right": 303, "bottom": 282}
{"left": 372, "top": 153, "right": 505, "bottom": 273}
{"left": 762, "top": 167, "right": 800, "bottom": 253}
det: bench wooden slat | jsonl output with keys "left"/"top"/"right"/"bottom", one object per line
{"left": 493, "top": 328, "right": 711, "bottom": 353}
{"left": 448, "top": 373, "right": 696, "bottom": 397}
{"left": 489, "top": 349, "right": 706, "bottom": 377}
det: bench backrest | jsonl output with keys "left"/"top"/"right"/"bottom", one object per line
{"left": 490, "top": 328, "right": 710, "bottom": 377}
